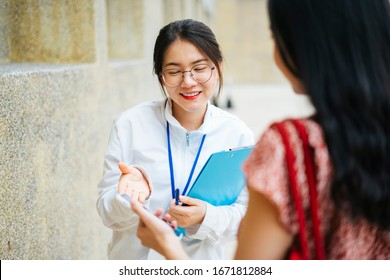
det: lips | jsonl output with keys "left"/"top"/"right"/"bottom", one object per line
{"left": 181, "top": 91, "right": 201, "bottom": 100}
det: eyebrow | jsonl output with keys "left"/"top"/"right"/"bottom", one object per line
{"left": 164, "top": 58, "right": 209, "bottom": 68}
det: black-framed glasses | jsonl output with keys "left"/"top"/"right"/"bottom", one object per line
{"left": 161, "top": 64, "right": 215, "bottom": 87}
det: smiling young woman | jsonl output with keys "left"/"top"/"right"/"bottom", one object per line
{"left": 129, "top": 0, "right": 390, "bottom": 261}
{"left": 96, "top": 19, "right": 254, "bottom": 260}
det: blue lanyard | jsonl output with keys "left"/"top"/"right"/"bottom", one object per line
{"left": 167, "top": 121, "right": 206, "bottom": 198}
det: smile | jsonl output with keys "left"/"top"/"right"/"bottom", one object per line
{"left": 181, "top": 91, "right": 201, "bottom": 97}
{"left": 180, "top": 91, "right": 201, "bottom": 100}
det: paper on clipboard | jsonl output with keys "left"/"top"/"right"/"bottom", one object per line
{"left": 186, "top": 146, "right": 254, "bottom": 206}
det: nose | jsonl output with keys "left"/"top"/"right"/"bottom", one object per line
{"left": 180, "top": 71, "right": 197, "bottom": 87}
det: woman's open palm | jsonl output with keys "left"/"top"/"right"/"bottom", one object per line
{"left": 118, "top": 162, "right": 150, "bottom": 202}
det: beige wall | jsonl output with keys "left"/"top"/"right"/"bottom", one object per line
{"left": 214, "top": 0, "right": 285, "bottom": 84}
{"left": 0, "top": 0, "right": 210, "bottom": 260}
{"left": 0, "top": 0, "right": 281, "bottom": 259}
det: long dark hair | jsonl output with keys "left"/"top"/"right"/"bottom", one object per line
{"left": 268, "top": 0, "right": 390, "bottom": 228}
{"left": 153, "top": 19, "right": 224, "bottom": 97}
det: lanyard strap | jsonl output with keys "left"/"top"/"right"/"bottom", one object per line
{"left": 167, "top": 121, "right": 206, "bottom": 198}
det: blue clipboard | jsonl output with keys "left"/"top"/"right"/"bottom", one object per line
{"left": 186, "top": 146, "right": 254, "bottom": 206}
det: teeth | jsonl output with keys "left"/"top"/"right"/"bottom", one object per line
{"left": 182, "top": 91, "right": 200, "bottom": 97}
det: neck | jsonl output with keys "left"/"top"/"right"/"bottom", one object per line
{"left": 172, "top": 103, "right": 207, "bottom": 132}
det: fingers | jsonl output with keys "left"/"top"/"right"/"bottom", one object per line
{"left": 130, "top": 199, "right": 163, "bottom": 223}
{"left": 167, "top": 196, "right": 206, "bottom": 227}
{"left": 117, "top": 164, "right": 150, "bottom": 201}
{"left": 130, "top": 199, "right": 160, "bottom": 227}
{"left": 118, "top": 177, "right": 149, "bottom": 202}
{"left": 152, "top": 209, "right": 179, "bottom": 230}
{"left": 154, "top": 208, "right": 164, "bottom": 217}
{"left": 118, "top": 182, "right": 145, "bottom": 202}
{"left": 131, "top": 199, "right": 174, "bottom": 236}
{"left": 138, "top": 192, "right": 147, "bottom": 203}
{"left": 178, "top": 195, "right": 199, "bottom": 206}
{"left": 118, "top": 180, "right": 127, "bottom": 193}
{"left": 170, "top": 220, "right": 178, "bottom": 228}
{"left": 120, "top": 189, "right": 147, "bottom": 203}
{"left": 162, "top": 212, "right": 173, "bottom": 221}
{"left": 118, "top": 162, "right": 132, "bottom": 174}
{"left": 159, "top": 212, "right": 178, "bottom": 230}
{"left": 161, "top": 212, "right": 177, "bottom": 226}
{"left": 130, "top": 198, "right": 149, "bottom": 219}
{"left": 130, "top": 190, "right": 148, "bottom": 203}
{"left": 168, "top": 198, "right": 189, "bottom": 217}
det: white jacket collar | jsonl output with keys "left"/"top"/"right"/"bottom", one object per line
{"left": 163, "top": 98, "right": 213, "bottom": 134}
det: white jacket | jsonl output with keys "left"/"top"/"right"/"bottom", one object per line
{"left": 97, "top": 99, "right": 254, "bottom": 259}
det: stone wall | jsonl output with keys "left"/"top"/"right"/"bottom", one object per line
{"left": 0, "top": 0, "right": 212, "bottom": 260}
{"left": 0, "top": 0, "right": 282, "bottom": 259}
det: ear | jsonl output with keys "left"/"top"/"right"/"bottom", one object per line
{"left": 158, "top": 75, "right": 169, "bottom": 97}
{"left": 159, "top": 74, "right": 165, "bottom": 85}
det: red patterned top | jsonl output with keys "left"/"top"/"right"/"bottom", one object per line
{"left": 243, "top": 118, "right": 390, "bottom": 259}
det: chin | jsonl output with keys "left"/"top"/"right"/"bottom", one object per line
{"left": 291, "top": 84, "right": 305, "bottom": 95}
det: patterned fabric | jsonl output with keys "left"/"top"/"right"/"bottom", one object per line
{"left": 243, "top": 118, "right": 390, "bottom": 259}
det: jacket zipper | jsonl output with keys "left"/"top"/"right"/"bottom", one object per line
{"left": 186, "top": 132, "right": 190, "bottom": 147}
{"left": 180, "top": 131, "right": 190, "bottom": 189}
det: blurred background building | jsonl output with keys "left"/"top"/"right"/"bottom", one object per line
{"left": 0, "top": 0, "right": 313, "bottom": 259}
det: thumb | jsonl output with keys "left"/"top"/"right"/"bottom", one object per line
{"left": 118, "top": 162, "right": 132, "bottom": 174}
{"left": 130, "top": 199, "right": 164, "bottom": 229}
{"left": 179, "top": 195, "right": 201, "bottom": 206}
{"left": 130, "top": 198, "right": 149, "bottom": 219}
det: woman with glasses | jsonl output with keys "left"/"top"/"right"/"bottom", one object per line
{"left": 96, "top": 19, "right": 254, "bottom": 260}
{"left": 129, "top": 0, "right": 390, "bottom": 260}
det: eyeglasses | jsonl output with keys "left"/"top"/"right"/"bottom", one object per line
{"left": 161, "top": 64, "right": 215, "bottom": 87}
